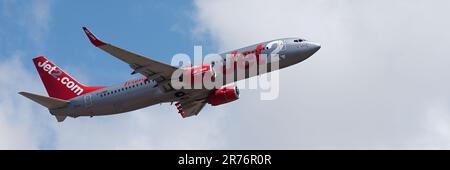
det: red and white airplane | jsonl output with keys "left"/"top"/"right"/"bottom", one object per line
{"left": 19, "top": 27, "right": 320, "bottom": 122}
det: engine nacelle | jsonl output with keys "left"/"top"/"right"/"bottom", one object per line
{"left": 208, "top": 84, "right": 240, "bottom": 106}
{"left": 179, "top": 64, "right": 216, "bottom": 88}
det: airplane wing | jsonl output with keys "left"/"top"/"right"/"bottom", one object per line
{"left": 83, "top": 27, "right": 211, "bottom": 118}
{"left": 175, "top": 98, "right": 208, "bottom": 118}
{"left": 82, "top": 27, "right": 178, "bottom": 83}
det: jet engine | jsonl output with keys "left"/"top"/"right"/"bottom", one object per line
{"left": 208, "top": 84, "right": 240, "bottom": 106}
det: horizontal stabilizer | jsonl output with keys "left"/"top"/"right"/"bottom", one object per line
{"left": 19, "top": 92, "right": 69, "bottom": 109}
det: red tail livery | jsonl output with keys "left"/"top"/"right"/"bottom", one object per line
{"left": 32, "top": 56, "right": 105, "bottom": 100}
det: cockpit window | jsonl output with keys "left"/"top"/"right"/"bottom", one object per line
{"left": 294, "top": 39, "right": 304, "bottom": 43}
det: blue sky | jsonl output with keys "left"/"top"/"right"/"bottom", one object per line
{"left": 1, "top": 0, "right": 215, "bottom": 85}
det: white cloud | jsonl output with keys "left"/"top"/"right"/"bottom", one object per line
{"left": 52, "top": 106, "right": 227, "bottom": 150}
{"left": 0, "top": 0, "right": 56, "bottom": 149}
{"left": 193, "top": 0, "right": 450, "bottom": 149}
{"left": 0, "top": 53, "right": 50, "bottom": 149}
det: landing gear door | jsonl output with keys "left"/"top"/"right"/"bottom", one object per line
{"left": 84, "top": 94, "right": 92, "bottom": 107}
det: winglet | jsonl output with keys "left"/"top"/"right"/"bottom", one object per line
{"left": 82, "top": 27, "right": 106, "bottom": 47}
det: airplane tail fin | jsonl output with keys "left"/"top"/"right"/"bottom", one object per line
{"left": 19, "top": 92, "right": 68, "bottom": 122}
{"left": 32, "top": 56, "right": 105, "bottom": 100}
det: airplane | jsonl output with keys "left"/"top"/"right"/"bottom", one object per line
{"left": 19, "top": 27, "right": 321, "bottom": 122}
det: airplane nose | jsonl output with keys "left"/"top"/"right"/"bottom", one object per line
{"left": 280, "top": 40, "right": 320, "bottom": 67}
{"left": 307, "top": 42, "right": 321, "bottom": 54}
